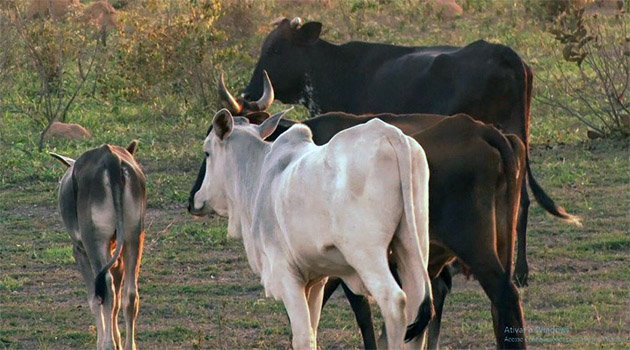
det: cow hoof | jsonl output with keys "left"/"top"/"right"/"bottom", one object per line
{"left": 513, "top": 271, "right": 528, "bottom": 287}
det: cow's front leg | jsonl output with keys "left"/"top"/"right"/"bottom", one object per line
{"left": 280, "top": 276, "right": 315, "bottom": 350}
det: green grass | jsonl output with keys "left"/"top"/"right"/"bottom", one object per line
{"left": 1, "top": 0, "right": 629, "bottom": 349}
{"left": 41, "top": 246, "right": 74, "bottom": 265}
{"left": 0, "top": 276, "right": 29, "bottom": 292}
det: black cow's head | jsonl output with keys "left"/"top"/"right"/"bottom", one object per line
{"left": 243, "top": 17, "right": 322, "bottom": 105}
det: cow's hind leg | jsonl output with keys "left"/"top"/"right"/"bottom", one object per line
{"left": 306, "top": 278, "right": 327, "bottom": 338}
{"left": 111, "top": 260, "right": 123, "bottom": 350}
{"left": 514, "top": 183, "right": 529, "bottom": 287}
{"left": 122, "top": 229, "right": 144, "bottom": 350}
{"left": 321, "top": 277, "right": 377, "bottom": 350}
{"left": 82, "top": 237, "right": 117, "bottom": 350}
{"left": 347, "top": 253, "right": 407, "bottom": 350}
{"left": 427, "top": 266, "right": 453, "bottom": 350}
{"left": 73, "top": 244, "right": 105, "bottom": 348}
{"left": 461, "top": 251, "right": 526, "bottom": 349}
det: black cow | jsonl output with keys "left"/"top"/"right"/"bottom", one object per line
{"left": 240, "top": 18, "right": 581, "bottom": 287}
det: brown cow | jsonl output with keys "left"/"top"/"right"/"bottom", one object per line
{"left": 51, "top": 141, "right": 146, "bottom": 350}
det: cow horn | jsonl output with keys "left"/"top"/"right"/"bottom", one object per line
{"left": 49, "top": 152, "right": 75, "bottom": 167}
{"left": 290, "top": 17, "right": 302, "bottom": 29}
{"left": 218, "top": 72, "right": 242, "bottom": 115}
{"left": 255, "top": 70, "right": 275, "bottom": 111}
{"left": 271, "top": 16, "right": 286, "bottom": 26}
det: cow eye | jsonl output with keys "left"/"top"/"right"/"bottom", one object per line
{"left": 205, "top": 152, "right": 210, "bottom": 158}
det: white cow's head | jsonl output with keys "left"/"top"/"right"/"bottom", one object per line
{"left": 188, "top": 108, "right": 288, "bottom": 238}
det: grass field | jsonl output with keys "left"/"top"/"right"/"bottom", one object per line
{"left": 1, "top": 1, "right": 629, "bottom": 349}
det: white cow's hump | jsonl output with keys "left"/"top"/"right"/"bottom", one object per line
{"left": 348, "top": 118, "right": 392, "bottom": 137}
{"left": 273, "top": 124, "right": 313, "bottom": 147}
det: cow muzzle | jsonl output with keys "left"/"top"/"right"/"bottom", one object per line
{"left": 187, "top": 196, "right": 208, "bottom": 217}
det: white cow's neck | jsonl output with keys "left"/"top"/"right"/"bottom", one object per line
{"left": 225, "top": 137, "right": 271, "bottom": 274}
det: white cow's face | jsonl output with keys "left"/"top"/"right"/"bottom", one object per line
{"left": 192, "top": 132, "right": 230, "bottom": 218}
{"left": 189, "top": 108, "right": 289, "bottom": 239}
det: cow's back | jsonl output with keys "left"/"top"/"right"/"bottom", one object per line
{"left": 361, "top": 40, "right": 527, "bottom": 137}
{"left": 259, "top": 120, "right": 412, "bottom": 268}
{"left": 61, "top": 145, "right": 145, "bottom": 243}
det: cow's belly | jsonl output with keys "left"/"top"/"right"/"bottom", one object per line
{"left": 284, "top": 230, "right": 356, "bottom": 278}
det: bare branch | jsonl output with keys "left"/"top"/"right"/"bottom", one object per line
{"left": 535, "top": 94, "right": 604, "bottom": 133}
{"left": 60, "top": 43, "right": 99, "bottom": 121}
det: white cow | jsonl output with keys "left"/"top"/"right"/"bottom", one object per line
{"left": 189, "top": 109, "right": 433, "bottom": 349}
{"left": 51, "top": 141, "right": 146, "bottom": 350}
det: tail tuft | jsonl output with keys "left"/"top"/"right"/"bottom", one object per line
{"left": 526, "top": 154, "right": 582, "bottom": 226}
{"left": 555, "top": 205, "right": 583, "bottom": 227}
{"left": 404, "top": 294, "right": 434, "bottom": 342}
{"left": 94, "top": 269, "right": 108, "bottom": 304}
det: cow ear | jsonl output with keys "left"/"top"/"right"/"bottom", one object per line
{"left": 296, "top": 22, "right": 322, "bottom": 45}
{"left": 212, "top": 108, "right": 234, "bottom": 140}
{"left": 247, "top": 111, "right": 271, "bottom": 125}
{"left": 126, "top": 140, "right": 139, "bottom": 155}
{"left": 259, "top": 107, "right": 293, "bottom": 140}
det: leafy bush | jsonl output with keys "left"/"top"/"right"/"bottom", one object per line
{"left": 7, "top": 3, "right": 101, "bottom": 149}
{"left": 112, "top": 1, "right": 222, "bottom": 106}
{"left": 537, "top": 6, "right": 629, "bottom": 138}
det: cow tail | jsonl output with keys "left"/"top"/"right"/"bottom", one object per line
{"left": 526, "top": 156, "right": 582, "bottom": 226}
{"left": 94, "top": 154, "right": 126, "bottom": 304}
{"left": 484, "top": 129, "right": 525, "bottom": 288}
{"left": 518, "top": 63, "right": 580, "bottom": 224}
{"left": 383, "top": 124, "right": 434, "bottom": 342}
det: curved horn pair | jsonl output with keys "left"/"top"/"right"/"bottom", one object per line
{"left": 218, "top": 71, "right": 274, "bottom": 114}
